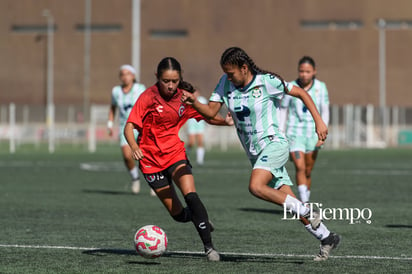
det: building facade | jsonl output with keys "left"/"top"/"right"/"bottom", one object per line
{"left": 1, "top": 0, "right": 412, "bottom": 117}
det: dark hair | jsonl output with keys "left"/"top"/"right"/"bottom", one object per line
{"left": 220, "top": 47, "right": 288, "bottom": 92}
{"left": 156, "top": 57, "right": 195, "bottom": 93}
{"left": 298, "top": 56, "right": 316, "bottom": 68}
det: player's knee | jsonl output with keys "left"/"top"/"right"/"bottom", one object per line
{"left": 184, "top": 192, "right": 199, "bottom": 204}
{"left": 171, "top": 207, "right": 192, "bottom": 223}
{"left": 248, "top": 183, "right": 263, "bottom": 198}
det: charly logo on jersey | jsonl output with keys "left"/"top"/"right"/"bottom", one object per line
{"left": 251, "top": 87, "right": 262, "bottom": 98}
{"left": 178, "top": 104, "right": 185, "bottom": 117}
{"left": 156, "top": 105, "right": 164, "bottom": 113}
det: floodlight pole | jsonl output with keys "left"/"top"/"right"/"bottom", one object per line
{"left": 132, "top": 0, "right": 141, "bottom": 81}
{"left": 83, "top": 0, "right": 92, "bottom": 122}
{"left": 378, "top": 18, "right": 388, "bottom": 144}
{"left": 43, "top": 9, "right": 55, "bottom": 153}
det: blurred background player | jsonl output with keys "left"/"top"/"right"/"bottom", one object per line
{"left": 124, "top": 57, "right": 233, "bottom": 261}
{"left": 280, "top": 56, "right": 330, "bottom": 203}
{"left": 182, "top": 47, "right": 339, "bottom": 261}
{"left": 107, "top": 64, "right": 153, "bottom": 195}
{"left": 186, "top": 90, "right": 208, "bottom": 165}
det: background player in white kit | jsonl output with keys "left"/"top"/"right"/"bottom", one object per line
{"left": 186, "top": 90, "right": 208, "bottom": 165}
{"left": 107, "top": 65, "right": 153, "bottom": 195}
{"left": 280, "top": 56, "right": 330, "bottom": 203}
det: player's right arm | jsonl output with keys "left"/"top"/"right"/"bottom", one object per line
{"left": 124, "top": 122, "right": 144, "bottom": 160}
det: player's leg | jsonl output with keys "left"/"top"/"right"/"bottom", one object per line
{"left": 144, "top": 172, "right": 191, "bottom": 222}
{"left": 195, "top": 133, "right": 205, "bottom": 165}
{"left": 171, "top": 162, "right": 218, "bottom": 261}
{"left": 289, "top": 136, "right": 310, "bottom": 203}
{"left": 304, "top": 149, "right": 319, "bottom": 201}
{"left": 249, "top": 170, "right": 340, "bottom": 260}
{"left": 121, "top": 144, "right": 141, "bottom": 194}
{"left": 120, "top": 128, "right": 142, "bottom": 194}
{"left": 290, "top": 150, "right": 310, "bottom": 203}
{"left": 277, "top": 186, "right": 340, "bottom": 261}
{"left": 302, "top": 134, "right": 321, "bottom": 201}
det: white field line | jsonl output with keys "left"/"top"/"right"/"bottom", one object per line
{"left": 1, "top": 244, "right": 411, "bottom": 261}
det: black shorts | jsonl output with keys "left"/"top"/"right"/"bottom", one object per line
{"left": 143, "top": 160, "right": 192, "bottom": 189}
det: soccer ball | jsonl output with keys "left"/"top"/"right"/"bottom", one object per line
{"left": 134, "top": 225, "right": 168, "bottom": 258}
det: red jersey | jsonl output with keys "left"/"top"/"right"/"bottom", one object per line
{"left": 127, "top": 84, "right": 204, "bottom": 173}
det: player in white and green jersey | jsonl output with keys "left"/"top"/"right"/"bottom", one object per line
{"left": 107, "top": 65, "right": 148, "bottom": 194}
{"left": 280, "top": 56, "right": 329, "bottom": 204}
{"left": 181, "top": 47, "right": 340, "bottom": 261}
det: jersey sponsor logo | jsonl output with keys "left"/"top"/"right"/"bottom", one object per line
{"left": 123, "top": 104, "right": 133, "bottom": 112}
{"left": 178, "top": 105, "right": 185, "bottom": 117}
{"left": 251, "top": 87, "right": 262, "bottom": 98}
{"left": 156, "top": 105, "right": 164, "bottom": 113}
{"left": 234, "top": 105, "right": 250, "bottom": 121}
{"left": 260, "top": 155, "right": 268, "bottom": 162}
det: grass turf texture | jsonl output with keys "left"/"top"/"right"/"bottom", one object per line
{"left": 0, "top": 145, "right": 411, "bottom": 273}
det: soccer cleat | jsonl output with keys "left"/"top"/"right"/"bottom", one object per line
{"left": 313, "top": 232, "right": 341, "bottom": 261}
{"left": 131, "top": 179, "right": 140, "bottom": 194}
{"left": 303, "top": 210, "right": 322, "bottom": 230}
{"left": 150, "top": 188, "right": 156, "bottom": 196}
{"left": 205, "top": 247, "right": 220, "bottom": 261}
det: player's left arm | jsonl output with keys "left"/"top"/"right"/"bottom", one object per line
{"left": 288, "top": 85, "right": 328, "bottom": 142}
{"left": 320, "top": 84, "right": 330, "bottom": 126}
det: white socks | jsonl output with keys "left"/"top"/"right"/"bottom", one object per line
{"left": 305, "top": 223, "right": 330, "bottom": 240}
{"left": 129, "top": 166, "right": 139, "bottom": 181}
{"left": 298, "top": 185, "right": 310, "bottom": 203}
{"left": 284, "top": 195, "right": 309, "bottom": 217}
{"left": 196, "top": 147, "right": 205, "bottom": 165}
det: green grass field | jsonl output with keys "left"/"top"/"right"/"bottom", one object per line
{"left": 1, "top": 145, "right": 411, "bottom": 273}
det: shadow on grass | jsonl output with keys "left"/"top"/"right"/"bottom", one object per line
{"left": 385, "top": 224, "right": 412, "bottom": 229}
{"left": 239, "top": 208, "right": 284, "bottom": 215}
{"left": 164, "top": 251, "right": 305, "bottom": 264}
{"left": 83, "top": 249, "right": 304, "bottom": 264}
{"left": 83, "top": 248, "right": 136, "bottom": 256}
{"left": 82, "top": 189, "right": 134, "bottom": 195}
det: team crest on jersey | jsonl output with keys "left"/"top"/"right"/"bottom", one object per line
{"left": 145, "top": 174, "right": 156, "bottom": 183}
{"left": 252, "top": 87, "right": 262, "bottom": 98}
{"left": 178, "top": 104, "right": 185, "bottom": 117}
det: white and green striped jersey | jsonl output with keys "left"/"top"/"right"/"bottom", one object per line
{"left": 210, "top": 74, "right": 294, "bottom": 158}
{"left": 281, "top": 79, "right": 329, "bottom": 138}
{"left": 111, "top": 83, "right": 146, "bottom": 128}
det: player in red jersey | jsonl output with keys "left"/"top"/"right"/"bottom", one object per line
{"left": 124, "top": 57, "right": 232, "bottom": 261}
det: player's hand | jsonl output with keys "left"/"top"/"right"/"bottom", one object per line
{"left": 131, "top": 146, "right": 144, "bottom": 160}
{"left": 225, "top": 112, "right": 234, "bottom": 126}
{"left": 316, "top": 139, "right": 324, "bottom": 148}
{"left": 316, "top": 120, "right": 328, "bottom": 142}
{"left": 181, "top": 91, "right": 196, "bottom": 105}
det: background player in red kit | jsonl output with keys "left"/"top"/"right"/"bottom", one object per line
{"left": 124, "top": 57, "right": 232, "bottom": 261}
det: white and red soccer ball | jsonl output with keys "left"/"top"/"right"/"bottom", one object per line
{"left": 134, "top": 225, "right": 168, "bottom": 258}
